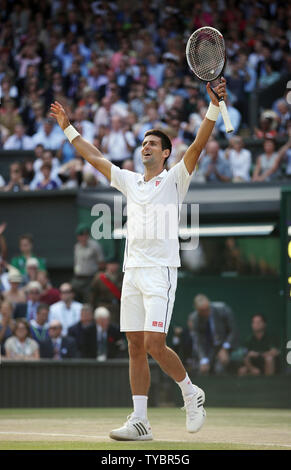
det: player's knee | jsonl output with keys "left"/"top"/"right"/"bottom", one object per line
{"left": 127, "top": 334, "right": 146, "bottom": 357}
{"left": 144, "top": 337, "right": 164, "bottom": 359}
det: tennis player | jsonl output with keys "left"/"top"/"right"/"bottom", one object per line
{"left": 50, "top": 78, "right": 227, "bottom": 441}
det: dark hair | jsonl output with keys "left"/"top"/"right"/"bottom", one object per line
{"left": 37, "top": 303, "right": 49, "bottom": 314}
{"left": 15, "top": 318, "right": 31, "bottom": 337}
{"left": 19, "top": 233, "right": 33, "bottom": 243}
{"left": 144, "top": 129, "right": 172, "bottom": 163}
{"left": 251, "top": 313, "right": 266, "bottom": 323}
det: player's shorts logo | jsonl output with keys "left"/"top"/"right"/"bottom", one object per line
{"left": 152, "top": 321, "right": 163, "bottom": 327}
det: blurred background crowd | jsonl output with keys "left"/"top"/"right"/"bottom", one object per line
{"left": 0, "top": 0, "right": 290, "bottom": 190}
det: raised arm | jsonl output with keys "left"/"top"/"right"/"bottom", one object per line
{"left": 50, "top": 101, "right": 112, "bottom": 182}
{"left": 183, "top": 79, "right": 227, "bottom": 175}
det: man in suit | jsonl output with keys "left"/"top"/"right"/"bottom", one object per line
{"left": 190, "top": 294, "right": 238, "bottom": 375}
{"left": 13, "top": 281, "right": 42, "bottom": 321}
{"left": 68, "top": 304, "right": 96, "bottom": 358}
{"left": 94, "top": 306, "right": 127, "bottom": 361}
{"left": 39, "top": 319, "right": 77, "bottom": 359}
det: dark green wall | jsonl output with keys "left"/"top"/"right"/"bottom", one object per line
{"left": 172, "top": 274, "right": 283, "bottom": 346}
{"left": 0, "top": 190, "right": 78, "bottom": 270}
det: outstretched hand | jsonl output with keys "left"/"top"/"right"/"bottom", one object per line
{"left": 206, "top": 77, "right": 227, "bottom": 106}
{"left": 50, "top": 101, "right": 70, "bottom": 131}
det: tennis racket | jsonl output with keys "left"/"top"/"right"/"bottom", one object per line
{"left": 186, "top": 26, "right": 234, "bottom": 133}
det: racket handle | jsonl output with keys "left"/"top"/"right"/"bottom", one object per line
{"left": 219, "top": 99, "right": 234, "bottom": 133}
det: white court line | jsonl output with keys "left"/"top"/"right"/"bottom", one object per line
{"left": 0, "top": 431, "right": 108, "bottom": 440}
{"left": 0, "top": 431, "right": 291, "bottom": 448}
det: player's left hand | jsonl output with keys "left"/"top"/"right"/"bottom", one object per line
{"left": 206, "top": 77, "right": 227, "bottom": 106}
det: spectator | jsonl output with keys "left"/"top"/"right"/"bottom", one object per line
{"left": 0, "top": 98, "right": 22, "bottom": 135}
{"left": 1, "top": 161, "right": 28, "bottom": 192}
{"left": 90, "top": 258, "right": 122, "bottom": 324}
{"left": 36, "top": 162, "right": 60, "bottom": 190}
{"left": 94, "top": 96, "right": 112, "bottom": 133}
{"left": 68, "top": 304, "right": 96, "bottom": 358}
{"left": 135, "top": 104, "right": 164, "bottom": 143}
{"left": 277, "top": 125, "right": 291, "bottom": 177}
{"left": 171, "top": 315, "right": 200, "bottom": 373}
{"left": 71, "top": 223, "right": 105, "bottom": 303}
{"left": 15, "top": 44, "right": 42, "bottom": 81}
{"left": 199, "top": 141, "right": 232, "bottom": 182}
{"left": 190, "top": 294, "right": 238, "bottom": 375}
{"left": 238, "top": 314, "right": 280, "bottom": 376}
{"left": 4, "top": 318, "right": 39, "bottom": 360}
{"left": 3, "top": 123, "right": 34, "bottom": 150}
{"left": 0, "top": 299, "right": 15, "bottom": 355}
{"left": 146, "top": 53, "right": 165, "bottom": 89}
{"left": 3, "top": 270, "right": 26, "bottom": 305}
{"left": 22, "top": 257, "right": 40, "bottom": 285}
{"left": 73, "top": 106, "right": 95, "bottom": 143}
{"left": 94, "top": 306, "right": 127, "bottom": 361}
{"left": 258, "top": 60, "right": 280, "bottom": 89}
{"left": 22, "top": 158, "right": 35, "bottom": 185}
{"left": 225, "top": 136, "right": 252, "bottom": 182}
{"left": 14, "top": 280, "right": 42, "bottom": 321}
{"left": 0, "top": 222, "right": 8, "bottom": 282}
{"left": 29, "top": 303, "right": 50, "bottom": 344}
{"left": 252, "top": 138, "right": 281, "bottom": 182}
{"left": 0, "top": 123, "right": 10, "bottom": 148}
{"left": 30, "top": 149, "right": 61, "bottom": 189}
{"left": 57, "top": 157, "right": 84, "bottom": 189}
{"left": 32, "top": 118, "right": 64, "bottom": 150}
{"left": 275, "top": 100, "right": 291, "bottom": 135}
{"left": 49, "top": 282, "right": 82, "bottom": 335}
{"left": 102, "top": 115, "right": 136, "bottom": 167}
{"left": 37, "top": 270, "right": 61, "bottom": 306}
{"left": 254, "top": 111, "right": 278, "bottom": 139}
{"left": 39, "top": 319, "right": 77, "bottom": 359}
{"left": 215, "top": 98, "right": 241, "bottom": 137}
{"left": 0, "top": 76, "right": 19, "bottom": 103}
{"left": 10, "top": 234, "right": 46, "bottom": 276}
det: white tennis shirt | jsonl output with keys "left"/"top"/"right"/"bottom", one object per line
{"left": 111, "top": 158, "right": 193, "bottom": 269}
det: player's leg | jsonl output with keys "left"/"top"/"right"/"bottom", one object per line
{"left": 109, "top": 270, "right": 153, "bottom": 441}
{"left": 141, "top": 267, "right": 206, "bottom": 433}
{"left": 127, "top": 331, "right": 150, "bottom": 418}
{"left": 144, "top": 330, "right": 205, "bottom": 433}
{"left": 144, "top": 331, "right": 186, "bottom": 382}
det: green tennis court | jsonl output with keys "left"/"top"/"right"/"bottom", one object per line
{"left": 0, "top": 407, "right": 290, "bottom": 450}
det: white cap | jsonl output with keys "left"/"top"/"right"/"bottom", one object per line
{"left": 26, "top": 281, "right": 42, "bottom": 293}
{"left": 94, "top": 306, "right": 110, "bottom": 320}
{"left": 26, "top": 257, "right": 39, "bottom": 268}
{"left": 8, "top": 269, "right": 22, "bottom": 283}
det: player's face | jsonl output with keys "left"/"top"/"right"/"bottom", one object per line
{"left": 141, "top": 135, "right": 167, "bottom": 166}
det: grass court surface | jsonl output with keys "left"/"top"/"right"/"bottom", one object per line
{"left": 0, "top": 407, "right": 290, "bottom": 450}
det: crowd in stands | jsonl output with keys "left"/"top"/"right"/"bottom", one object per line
{"left": 0, "top": 223, "right": 282, "bottom": 375}
{"left": 0, "top": 0, "right": 290, "bottom": 189}
{"left": 0, "top": 225, "right": 127, "bottom": 361}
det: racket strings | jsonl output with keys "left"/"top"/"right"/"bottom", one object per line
{"left": 186, "top": 28, "right": 225, "bottom": 81}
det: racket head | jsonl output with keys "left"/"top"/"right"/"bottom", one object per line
{"left": 186, "top": 26, "right": 226, "bottom": 82}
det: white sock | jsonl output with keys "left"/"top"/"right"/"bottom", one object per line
{"left": 176, "top": 373, "right": 198, "bottom": 399}
{"left": 132, "top": 395, "right": 148, "bottom": 420}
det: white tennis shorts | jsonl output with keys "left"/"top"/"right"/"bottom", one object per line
{"left": 120, "top": 266, "right": 177, "bottom": 334}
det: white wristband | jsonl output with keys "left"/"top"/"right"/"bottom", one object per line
{"left": 205, "top": 102, "right": 220, "bottom": 121}
{"left": 64, "top": 125, "right": 80, "bottom": 143}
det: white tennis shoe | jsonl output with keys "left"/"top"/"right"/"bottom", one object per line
{"left": 109, "top": 414, "right": 153, "bottom": 441}
{"left": 182, "top": 387, "right": 206, "bottom": 433}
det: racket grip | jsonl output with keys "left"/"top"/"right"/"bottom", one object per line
{"left": 219, "top": 100, "right": 234, "bottom": 133}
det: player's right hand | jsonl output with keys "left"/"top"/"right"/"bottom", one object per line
{"left": 50, "top": 101, "right": 70, "bottom": 131}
